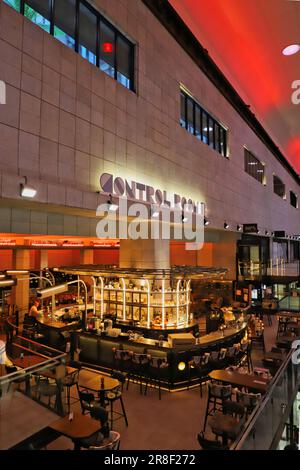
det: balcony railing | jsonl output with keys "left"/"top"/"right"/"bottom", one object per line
{"left": 238, "top": 259, "right": 300, "bottom": 280}
{"left": 231, "top": 348, "right": 300, "bottom": 450}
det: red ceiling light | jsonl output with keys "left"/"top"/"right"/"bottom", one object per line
{"left": 103, "top": 42, "right": 113, "bottom": 53}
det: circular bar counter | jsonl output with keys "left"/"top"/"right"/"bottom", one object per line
{"left": 76, "top": 322, "right": 248, "bottom": 390}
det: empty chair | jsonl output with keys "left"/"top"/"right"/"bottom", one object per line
{"left": 33, "top": 377, "right": 58, "bottom": 409}
{"left": 238, "top": 341, "right": 252, "bottom": 371}
{"left": 78, "top": 406, "right": 110, "bottom": 449}
{"left": 225, "top": 345, "right": 240, "bottom": 366}
{"left": 78, "top": 390, "right": 101, "bottom": 414}
{"left": 197, "top": 432, "right": 228, "bottom": 450}
{"left": 145, "top": 356, "right": 169, "bottom": 400}
{"left": 236, "top": 390, "right": 261, "bottom": 418}
{"left": 203, "top": 383, "right": 232, "bottom": 430}
{"left": 210, "top": 400, "right": 245, "bottom": 445}
{"left": 88, "top": 431, "right": 121, "bottom": 450}
{"left": 62, "top": 369, "right": 80, "bottom": 413}
{"left": 188, "top": 354, "right": 211, "bottom": 397}
{"left": 128, "top": 352, "right": 149, "bottom": 394}
{"left": 105, "top": 385, "right": 128, "bottom": 429}
{"left": 111, "top": 370, "right": 128, "bottom": 392}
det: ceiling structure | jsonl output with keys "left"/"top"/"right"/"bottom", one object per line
{"left": 169, "top": 0, "right": 300, "bottom": 175}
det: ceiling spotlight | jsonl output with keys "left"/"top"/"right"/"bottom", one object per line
{"left": 237, "top": 225, "right": 242, "bottom": 232}
{"left": 20, "top": 176, "right": 37, "bottom": 198}
{"left": 182, "top": 213, "right": 188, "bottom": 223}
{"left": 271, "top": 232, "right": 275, "bottom": 237}
{"left": 224, "top": 222, "right": 229, "bottom": 230}
{"left": 107, "top": 194, "right": 118, "bottom": 212}
{"left": 265, "top": 230, "right": 270, "bottom": 236}
{"left": 282, "top": 44, "right": 300, "bottom": 56}
{"left": 152, "top": 209, "right": 159, "bottom": 218}
{"left": 257, "top": 230, "right": 260, "bottom": 234}
{"left": 204, "top": 218, "right": 210, "bottom": 226}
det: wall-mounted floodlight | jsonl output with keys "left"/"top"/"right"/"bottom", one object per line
{"left": 20, "top": 176, "right": 37, "bottom": 198}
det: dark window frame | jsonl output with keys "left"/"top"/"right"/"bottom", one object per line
{"left": 180, "top": 89, "right": 228, "bottom": 157}
{"left": 273, "top": 174, "right": 286, "bottom": 199}
{"left": 9, "top": 0, "right": 135, "bottom": 91}
{"left": 290, "top": 190, "right": 298, "bottom": 208}
{"left": 244, "top": 148, "right": 265, "bottom": 185}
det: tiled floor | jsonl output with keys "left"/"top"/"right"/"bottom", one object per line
{"left": 0, "top": 315, "right": 279, "bottom": 450}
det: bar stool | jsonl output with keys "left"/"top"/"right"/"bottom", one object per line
{"left": 145, "top": 356, "right": 169, "bottom": 400}
{"left": 62, "top": 369, "right": 80, "bottom": 413}
{"left": 203, "top": 383, "right": 232, "bottom": 431}
{"left": 128, "top": 352, "right": 150, "bottom": 394}
{"left": 112, "top": 348, "right": 131, "bottom": 389}
{"left": 188, "top": 354, "right": 211, "bottom": 396}
{"left": 239, "top": 340, "right": 252, "bottom": 372}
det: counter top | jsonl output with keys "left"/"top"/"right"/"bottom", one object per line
{"left": 37, "top": 315, "right": 80, "bottom": 331}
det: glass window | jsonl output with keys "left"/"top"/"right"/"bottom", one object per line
{"left": 3, "top": 0, "right": 20, "bottom": 11}
{"left": 208, "top": 117, "right": 214, "bottom": 149}
{"left": 214, "top": 121, "right": 220, "bottom": 152}
{"left": 54, "top": 0, "right": 76, "bottom": 50}
{"left": 273, "top": 175, "right": 285, "bottom": 198}
{"left": 100, "top": 20, "right": 115, "bottom": 79}
{"left": 180, "top": 92, "right": 186, "bottom": 128}
{"left": 244, "top": 149, "right": 265, "bottom": 184}
{"left": 195, "top": 105, "right": 201, "bottom": 140}
{"left": 24, "top": 1, "right": 51, "bottom": 33}
{"left": 290, "top": 191, "right": 298, "bottom": 208}
{"left": 220, "top": 127, "right": 227, "bottom": 156}
{"left": 117, "top": 36, "right": 131, "bottom": 89}
{"left": 186, "top": 97, "right": 194, "bottom": 134}
{"left": 78, "top": 2, "right": 97, "bottom": 65}
{"left": 202, "top": 111, "right": 209, "bottom": 144}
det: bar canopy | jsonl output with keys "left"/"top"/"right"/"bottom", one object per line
{"left": 54, "top": 265, "right": 228, "bottom": 280}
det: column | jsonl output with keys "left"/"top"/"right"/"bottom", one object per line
{"left": 119, "top": 239, "right": 170, "bottom": 269}
{"left": 11, "top": 249, "right": 30, "bottom": 319}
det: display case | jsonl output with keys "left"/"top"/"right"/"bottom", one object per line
{"left": 54, "top": 265, "right": 228, "bottom": 331}
{"left": 93, "top": 276, "right": 191, "bottom": 329}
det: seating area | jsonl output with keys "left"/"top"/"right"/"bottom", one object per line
{"left": 0, "top": 312, "right": 288, "bottom": 450}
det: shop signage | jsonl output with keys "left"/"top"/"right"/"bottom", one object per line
{"left": 243, "top": 223, "right": 258, "bottom": 234}
{"left": 99, "top": 173, "right": 204, "bottom": 214}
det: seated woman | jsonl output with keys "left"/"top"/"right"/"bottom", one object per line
{"left": 29, "top": 299, "right": 42, "bottom": 319}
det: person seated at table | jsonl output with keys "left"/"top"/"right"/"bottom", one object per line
{"left": 29, "top": 299, "right": 42, "bottom": 319}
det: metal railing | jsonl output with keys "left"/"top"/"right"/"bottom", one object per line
{"left": 238, "top": 259, "right": 300, "bottom": 279}
{"left": 231, "top": 348, "right": 300, "bottom": 450}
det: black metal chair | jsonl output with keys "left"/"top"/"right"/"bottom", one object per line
{"left": 104, "top": 385, "right": 128, "bottom": 429}
{"left": 78, "top": 390, "right": 101, "bottom": 414}
{"left": 203, "top": 383, "right": 232, "bottom": 431}
{"left": 197, "top": 432, "right": 229, "bottom": 450}
{"left": 188, "top": 354, "right": 211, "bottom": 397}
{"left": 78, "top": 406, "right": 110, "bottom": 449}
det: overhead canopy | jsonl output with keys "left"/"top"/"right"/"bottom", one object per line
{"left": 54, "top": 265, "right": 228, "bottom": 280}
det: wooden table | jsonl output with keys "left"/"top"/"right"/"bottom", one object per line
{"left": 49, "top": 412, "right": 101, "bottom": 450}
{"left": 79, "top": 373, "right": 119, "bottom": 405}
{"left": 42, "top": 366, "right": 78, "bottom": 380}
{"left": 209, "top": 369, "right": 269, "bottom": 393}
{"left": 12, "top": 355, "right": 47, "bottom": 369}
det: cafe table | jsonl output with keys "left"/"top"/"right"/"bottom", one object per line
{"left": 12, "top": 355, "right": 48, "bottom": 395}
{"left": 209, "top": 369, "right": 269, "bottom": 393}
{"left": 79, "top": 373, "right": 119, "bottom": 405}
{"left": 49, "top": 412, "right": 102, "bottom": 450}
